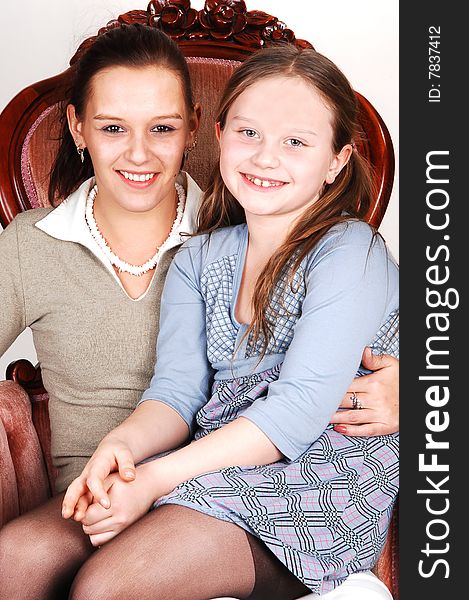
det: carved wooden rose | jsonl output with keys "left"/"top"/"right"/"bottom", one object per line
{"left": 199, "top": 0, "right": 248, "bottom": 40}
{"left": 148, "top": 0, "right": 199, "bottom": 38}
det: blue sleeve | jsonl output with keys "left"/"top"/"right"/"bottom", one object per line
{"left": 140, "top": 238, "right": 214, "bottom": 434}
{"left": 242, "top": 222, "right": 398, "bottom": 460}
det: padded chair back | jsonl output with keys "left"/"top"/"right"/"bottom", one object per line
{"left": 1, "top": 57, "right": 240, "bottom": 212}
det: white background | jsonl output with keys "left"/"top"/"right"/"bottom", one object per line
{"left": 0, "top": 0, "right": 398, "bottom": 378}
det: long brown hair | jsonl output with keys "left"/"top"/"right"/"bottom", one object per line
{"left": 48, "top": 24, "right": 194, "bottom": 205}
{"left": 196, "top": 44, "right": 376, "bottom": 355}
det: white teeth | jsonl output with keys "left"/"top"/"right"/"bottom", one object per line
{"left": 121, "top": 171, "right": 155, "bottom": 182}
{"left": 246, "top": 175, "right": 283, "bottom": 188}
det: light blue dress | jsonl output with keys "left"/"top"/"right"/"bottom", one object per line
{"left": 141, "top": 220, "right": 399, "bottom": 594}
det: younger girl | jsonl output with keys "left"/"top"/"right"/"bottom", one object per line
{"left": 62, "top": 44, "right": 399, "bottom": 599}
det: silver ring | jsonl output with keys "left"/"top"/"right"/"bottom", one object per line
{"left": 350, "top": 392, "right": 362, "bottom": 410}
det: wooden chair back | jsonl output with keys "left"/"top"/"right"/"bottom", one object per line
{"left": 0, "top": 1, "right": 394, "bottom": 228}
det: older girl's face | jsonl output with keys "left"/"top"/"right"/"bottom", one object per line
{"left": 217, "top": 75, "right": 351, "bottom": 223}
{"left": 68, "top": 65, "right": 198, "bottom": 214}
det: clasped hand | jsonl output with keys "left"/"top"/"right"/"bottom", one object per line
{"left": 62, "top": 439, "right": 156, "bottom": 546}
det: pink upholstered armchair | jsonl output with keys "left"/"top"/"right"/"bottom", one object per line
{"left": 0, "top": 2, "right": 398, "bottom": 598}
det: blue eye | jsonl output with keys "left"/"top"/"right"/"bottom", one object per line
{"left": 241, "top": 129, "right": 258, "bottom": 138}
{"left": 102, "top": 125, "right": 124, "bottom": 134}
{"left": 286, "top": 138, "right": 304, "bottom": 148}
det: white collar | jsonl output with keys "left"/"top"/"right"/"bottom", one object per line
{"left": 35, "top": 172, "right": 202, "bottom": 295}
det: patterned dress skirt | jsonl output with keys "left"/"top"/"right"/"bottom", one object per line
{"left": 154, "top": 365, "right": 399, "bottom": 595}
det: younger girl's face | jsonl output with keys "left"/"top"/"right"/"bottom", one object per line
{"left": 68, "top": 65, "right": 198, "bottom": 214}
{"left": 218, "top": 75, "right": 351, "bottom": 223}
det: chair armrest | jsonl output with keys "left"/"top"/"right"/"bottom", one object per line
{"left": 5, "top": 359, "right": 56, "bottom": 493}
{"left": 0, "top": 381, "right": 51, "bottom": 526}
{"left": 0, "top": 416, "right": 18, "bottom": 527}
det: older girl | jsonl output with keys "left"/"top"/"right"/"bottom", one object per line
{"left": 60, "top": 43, "right": 398, "bottom": 599}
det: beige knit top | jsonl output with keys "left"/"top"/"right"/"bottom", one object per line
{"left": 0, "top": 175, "right": 201, "bottom": 491}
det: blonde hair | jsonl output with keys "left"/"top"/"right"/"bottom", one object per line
{"left": 197, "top": 45, "right": 376, "bottom": 356}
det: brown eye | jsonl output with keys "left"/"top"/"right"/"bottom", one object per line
{"left": 102, "top": 125, "right": 124, "bottom": 134}
{"left": 152, "top": 125, "right": 174, "bottom": 133}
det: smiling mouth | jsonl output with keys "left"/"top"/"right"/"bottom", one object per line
{"left": 118, "top": 170, "right": 157, "bottom": 182}
{"left": 243, "top": 173, "right": 287, "bottom": 188}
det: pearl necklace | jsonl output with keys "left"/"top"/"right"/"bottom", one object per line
{"left": 85, "top": 182, "right": 186, "bottom": 277}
